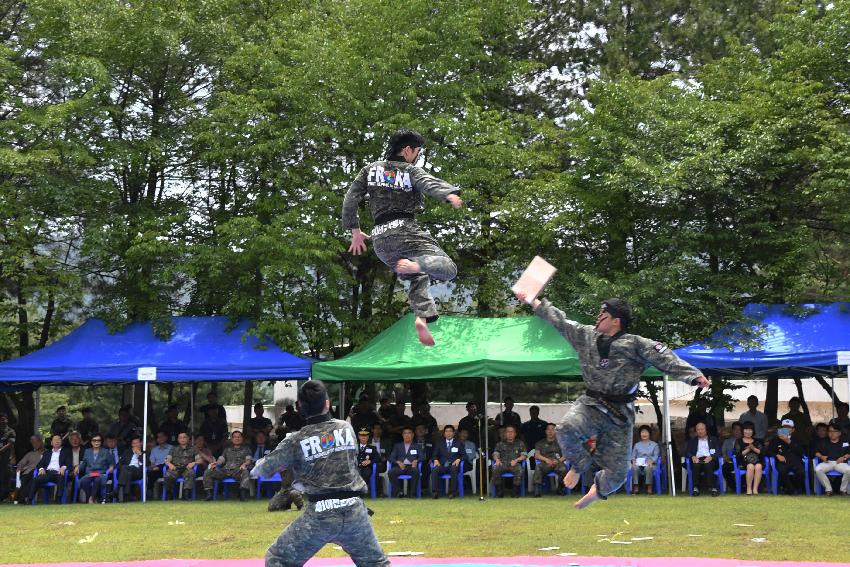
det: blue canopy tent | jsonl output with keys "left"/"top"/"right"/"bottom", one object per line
{"left": 0, "top": 316, "right": 313, "bottom": 502}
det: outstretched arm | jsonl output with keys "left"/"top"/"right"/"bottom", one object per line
{"left": 410, "top": 167, "right": 462, "bottom": 208}
{"left": 343, "top": 167, "right": 371, "bottom": 254}
{"left": 633, "top": 337, "right": 710, "bottom": 388}
{"left": 518, "top": 292, "right": 594, "bottom": 349}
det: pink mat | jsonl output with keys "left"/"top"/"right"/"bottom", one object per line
{"left": 5, "top": 557, "right": 849, "bottom": 567}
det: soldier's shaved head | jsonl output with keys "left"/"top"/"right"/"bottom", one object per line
{"left": 298, "top": 380, "right": 330, "bottom": 418}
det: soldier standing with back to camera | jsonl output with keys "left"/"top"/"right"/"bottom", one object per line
{"left": 252, "top": 381, "right": 389, "bottom": 567}
{"left": 515, "top": 291, "right": 711, "bottom": 509}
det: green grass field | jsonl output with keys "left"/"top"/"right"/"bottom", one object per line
{"left": 3, "top": 495, "right": 846, "bottom": 564}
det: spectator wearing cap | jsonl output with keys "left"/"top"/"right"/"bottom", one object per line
{"left": 50, "top": 406, "right": 74, "bottom": 445}
{"left": 0, "top": 412, "right": 15, "bottom": 500}
{"left": 247, "top": 402, "right": 273, "bottom": 438}
{"left": 814, "top": 423, "right": 850, "bottom": 496}
{"left": 159, "top": 404, "right": 188, "bottom": 445}
{"left": 768, "top": 418, "right": 805, "bottom": 495}
{"left": 781, "top": 397, "right": 813, "bottom": 449}
{"left": 685, "top": 421, "right": 721, "bottom": 496}
{"left": 77, "top": 408, "right": 99, "bottom": 446}
{"left": 357, "top": 428, "right": 377, "bottom": 490}
{"left": 199, "top": 391, "right": 227, "bottom": 421}
{"left": 521, "top": 405, "right": 548, "bottom": 455}
{"left": 431, "top": 425, "right": 462, "bottom": 498}
{"left": 739, "top": 396, "right": 768, "bottom": 442}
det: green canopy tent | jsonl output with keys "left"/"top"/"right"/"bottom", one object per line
{"left": 313, "top": 313, "right": 667, "bottom": 496}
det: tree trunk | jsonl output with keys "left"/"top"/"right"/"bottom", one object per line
{"left": 242, "top": 381, "right": 254, "bottom": 433}
{"left": 815, "top": 376, "right": 841, "bottom": 405}
{"left": 17, "top": 282, "right": 28, "bottom": 356}
{"left": 793, "top": 377, "right": 811, "bottom": 421}
{"left": 764, "top": 378, "right": 779, "bottom": 426}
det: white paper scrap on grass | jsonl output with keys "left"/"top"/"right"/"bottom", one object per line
{"left": 387, "top": 551, "right": 425, "bottom": 557}
{"left": 734, "top": 523, "right": 755, "bottom": 527}
{"left": 511, "top": 256, "right": 557, "bottom": 304}
{"left": 556, "top": 552, "right": 578, "bottom": 556}
{"left": 631, "top": 537, "right": 654, "bottom": 541}
{"left": 687, "top": 534, "right": 704, "bottom": 537}
{"left": 78, "top": 533, "right": 98, "bottom": 544}
{"left": 751, "top": 538, "right": 768, "bottom": 543}
{"left": 538, "top": 546, "right": 561, "bottom": 551}
{"left": 377, "top": 541, "right": 396, "bottom": 544}
{"left": 610, "top": 541, "right": 633, "bottom": 545}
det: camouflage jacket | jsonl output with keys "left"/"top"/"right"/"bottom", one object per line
{"left": 217, "top": 445, "right": 252, "bottom": 471}
{"left": 253, "top": 415, "right": 366, "bottom": 496}
{"left": 534, "top": 439, "right": 563, "bottom": 461}
{"left": 167, "top": 444, "right": 200, "bottom": 468}
{"left": 493, "top": 440, "right": 527, "bottom": 464}
{"left": 0, "top": 425, "right": 15, "bottom": 452}
{"left": 342, "top": 159, "right": 459, "bottom": 231}
{"left": 534, "top": 299, "right": 702, "bottom": 407}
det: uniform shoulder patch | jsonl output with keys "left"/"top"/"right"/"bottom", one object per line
{"left": 653, "top": 343, "right": 667, "bottom": 353}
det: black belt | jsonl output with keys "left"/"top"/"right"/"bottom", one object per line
{"left": 307, "top": 490, "right": 366, "bottom": 503}
{"left": 585, "top": 389, "right": 637, "bottom": 404}
{"left": 374, "top": 212, "right": 414, "bottom": 226}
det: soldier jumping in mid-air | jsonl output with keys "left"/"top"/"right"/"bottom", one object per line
{"left": 515, "top": 291, "right": 710, "bottom": 509}
{"left": 252, "top": 381, "right": 389, "bottom": 567}
{"left": 343, "top": 129, "right": 462, "bottom": 346}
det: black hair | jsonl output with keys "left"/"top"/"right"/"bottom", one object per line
{"left": 815, "top": 422, "right": 828, "bottom": 429}
{"left": 530, "top": 405, "right": 540, "bottom": 413}
{"left": 297, "top": 380, "right": 329, "bottom": 418}
{"left": 601, "top": 298, "right": 633, "bottom": 329}
{"left": 105, "top": 433, "right": 117, "bottom": 440}
{"left": 402, "top": 426, "right": 414, "bottom": 433}
{"left": 828, "top": 421, "right": 842, "bottom": 431}
{"left": 730, "top": 421, "right": 742, "bottom": 430}
{"left": 443, "top": 424, "right": 455, "bottom": 431}
{"left": 638, "top": 424, "right": 652, "bottom": 434}
{"left": 747, "top": 395, "right": 758, "bottom": 403}
{"left": 385, "top": 128, "right": 425, "bottom": 159}
{"left": 741, "top": 421, "right": 755, "bottom": 432}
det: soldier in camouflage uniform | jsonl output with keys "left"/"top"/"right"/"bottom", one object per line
{"left": 164, "top": 432, "right": 202, "bottom": 497}
{"left": 533, "top": 423, "right": 568, "bottom": 496}
{"left": 517, "top": 291, "right": 710, "bottom": 509}
{"left": 267, "top": 468, "right": 304, "bottom": 512}
{"left": 0, "top": 412, "right": 15, "bottom": 500}
{"left": 252, "top": 380, "right": 389, "bottom": 567}
{"left": 202, "top": 430, "right": 253, "bottom": 501}
{"left": 490, "top": 425, "right": 527, "bottom": 497}
{"left": 343, "top": 129, "right": 463, "bottom": 346}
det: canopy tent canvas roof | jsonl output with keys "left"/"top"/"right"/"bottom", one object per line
{"left": 674, "top": 303, "right": 850, "bottom": 377}
{"left": 313, "top": 313, "right": 661, "bottom": 382}
{"left": 0, "top": 316, "right": 312, "bottom": 385}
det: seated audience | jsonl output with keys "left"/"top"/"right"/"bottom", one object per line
{"left": 414, "top": 423, "right": 434, "bottom": 492}
{"left": 631, "top": 425, "right": 660, "bottom": 494}
{"left": 15, "top": 434, "right": 44, "bottom": 504}
{"left": 148, "top": 430, "right": 173, "bottom": 489}
{"left": 490, "top": 425, "right": 527, "bottom": 497}
{"left": 104, "top": 434, "right": 121, "bottom": 466}
{"left": 810, "top": 422, "right": 829, "bottom": 460}
{"left": 735, "top": 421, "right": 764, "bottom": 495}
{"left": 521, "top": 406, "right": 548, "bottom": 454}
{"left": 388, "top": 426, "right": 421, "bottom": 497}
{"left": 533, "top": 423, "right": 567, "bottom": 496}
{"left": 0, "top": 412, "right": 14, "bottom": 501}
{"left": 202, "top": 430, "right": 252, "bottom": 501}
{"left": 159, "top": 404, "right": 188, "bottom": 445}
{"left": 814, "top": 423, "right": 850, "bottom": 496}
{"left": 458, "top": 428, "right": 477, "bottom": 466}
{"left": 193, "top": 434, "right": 217, "bottom": 475}
{"left": 29, "top": 434, "right": 71, "bottom": 503}
{"left": 164, "top": 431, "right": 202, "bottom": 497}
{"left": 686, "top": 421, "right": 721, "bottom": 496}
{"left": 721, "top": 422, "right": 742, "bottom": 491}
{"left": 251, "top": 430, "right": 272, "bottom": 462}
{"left": 369, "top": 422, "right": 390, "bottom": 473}
{"left": 112, "top": 436, "right": 148, "bottom": 502}
{"left": 769, "top": 418, "right": 805, "bottom": 495}
{"left": 357, "top": 428, "right": 377, "bottom": 490}
{"left": 78, "top": 434, "right": 114, "bottom": 503}
{"left": 431, "top": 425, "right": 462, "bottom": 499}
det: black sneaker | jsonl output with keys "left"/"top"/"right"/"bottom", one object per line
{"left": 692, "top": 488, "right": 700, "bottom": 497}
{"left": 711, "top": 488, "right": 719, "bottom": 497}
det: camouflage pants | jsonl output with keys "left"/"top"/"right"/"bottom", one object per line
{"left": 164, "top": 465, "right": 196, "bottom": 493}
{"left": 203, "top": 466, "right": 251, "bottom": 491}
{"left": 268, "top": 488, "right": 304, "bottom": 512}
{"left": 555, "top": 397, "right": 633, "bottom": 497}
{"left": 373, "top": 226, "right": 456, "bottom": 320}
{"left": 490, "top": 463, "right": 523, "bottom": 488}
{"left": 533, "top": 461, "right": 567, "bottom": 486}
{"left": 265, "top": 498, "right": 389, "bottom": 567}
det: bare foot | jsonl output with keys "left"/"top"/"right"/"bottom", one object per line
{"left": 575, "top": 483, "right": 601, "bottom": 509}
{"left": 396, "top": 259, "right": 421, "bottom": 274}
{"left": 414, "top": 317, "right": 435, "bottom": 347}
{"left": 563, "top": 468, "right": 580, "bottom": 489}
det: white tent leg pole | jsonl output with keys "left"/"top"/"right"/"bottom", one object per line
{"left": 483, "top": 376, "right": 489, "bottom": 499}
{"left": 142, "top": 381, "right": 149, "bottom": 504}
{"left": 663, "top": 374, "right": 675, "bottom": 497}
{"left": 34, "top": 388, "right": 41, "bottom": 435}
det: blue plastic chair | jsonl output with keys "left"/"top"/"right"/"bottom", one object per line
{"left": 163, "top": 464, "right": 198, "bottom": 501}
{"left": 214, "top": 477, "right": 239, "bottom": 500}
{"left": 812, "top": 457, "right": 845, "bottom": 495}
{"left": 256, "top": 472, "right": 282, "bottom": 500}
{"left": 626, "top": 459, "right": 663, "bottom": 494}
{"left": 530, "top": 458, "right": 568, "bottom": 495}
{"left": 490, "top": 461, "right": 526, "bottom": 496}
{"left": 430, "top": 461, "right": 465, "bottom": 497}
{"left": 686, "top": 456, "right": 725, "bottom": 495}
{"left": 769, "top": 456, "right": 810, "bottom": 495}
{"left": 387, "top": 462, "right": 421, "bottom": 498}
{"left": 732, "top": 454, "right": 770, "bottom": 494}
{"left": 31, "top": 469, "right": 68, "bottom": 505}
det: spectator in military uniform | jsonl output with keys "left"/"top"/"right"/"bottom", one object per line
{"left": 199, "top": 405, "right": 228, "bottom": 457}
{"left": 77, "top": 408, "right": 99, "bottom": 446}
{"left": 164, "top": 431, "right": 201, "bottom": 497}
{"left": 457, "top": 401, "right": 484, "bottom": 448}
{"left": 0, "top": 412, "right": 15, "bottom": 501}
{"left": 203, "top": 430, "right": 253, "bottom": 501}
{"left": 112, "top": 436, "right": 148, "bottom": 502}
{"left": 533, "top": 423, "right": 567, "bottom": 496}
{"left": 431, "top": 425, "right": 463, "bottom": 498}
{"left": 148, "top": 430, "right": 173, "bottom": 489}
{"left": 107, "top": 407, "right": 139, "bottom": 449}
{"left": 193, "top": 434, "right": 216, "bottom": 476}
{"left": 29, "top": 434, "right": 71, "bottom": 503}
{"left": 158, "top": 405, "right": 187, "bottom": 445}
{"left": 630, "top": 425, "right": 660, "bottom": 494}
{"left": 491, "top": 425, "right": 527, "bottom": 497}
{"left": 356, "top": 428, "right": 377, "bottom": 490}
{"left": 247, "top": 402, "right": 273, "bottom": 438}
{"left": 521, "top": 405, "right": 548, "bottom": 455}
{"left": 494, "top": 397, "right": 522, "bottom": 431}
{"left": 769, "top": 418, "right": 805, "bottom": 495}
{"left": 50, "top": 406, "right": 74, "bottom": 445}
{"left": 15, "top": 434, "right": 43, "bottom": 504}
{"left": 199, "top": 391, "right": 227, "bottom": 420}
{"left": 388, "top": 426, "right": 421, "bottom": 497}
